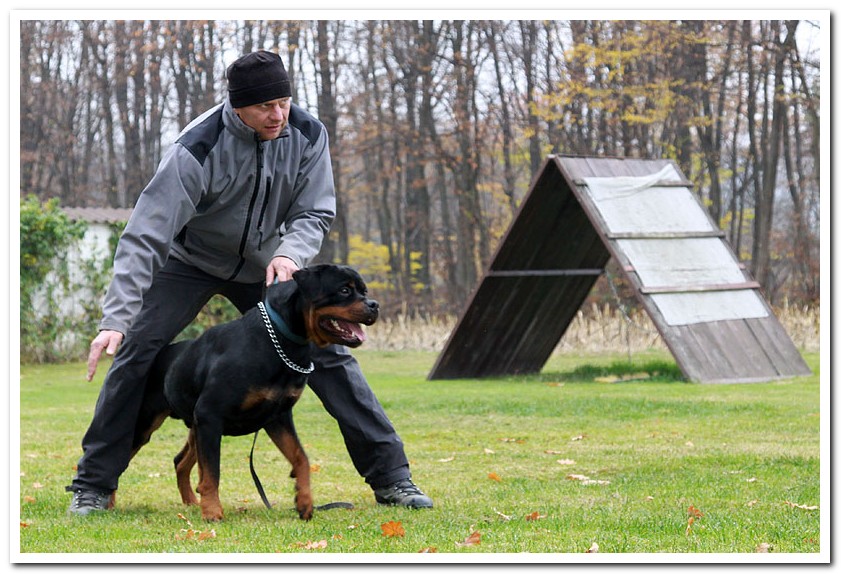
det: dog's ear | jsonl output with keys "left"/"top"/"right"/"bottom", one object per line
{"left": 292, "top": 267, "right": 321, "bottom": 297}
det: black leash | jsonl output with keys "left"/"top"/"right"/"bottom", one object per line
{"left": 249, "top": 430, "right": 354, "bottom": 512}
{"left": 250, "top": 429, "right": 273, "bottom": 509}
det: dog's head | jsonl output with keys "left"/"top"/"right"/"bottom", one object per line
{"left": 286, "top": 264, "right": 379, "bottom": 348}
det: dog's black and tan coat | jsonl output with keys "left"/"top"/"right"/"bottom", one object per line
{"left": 127, "top": 264, "right": 378, "bottom": 521}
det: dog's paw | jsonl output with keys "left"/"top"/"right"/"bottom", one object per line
{"left": 295, "top": 494, "right": 313, "bottom": 521}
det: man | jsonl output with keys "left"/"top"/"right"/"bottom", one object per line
{"left": 67, "top": 50, "right": 432, "bottom": 515}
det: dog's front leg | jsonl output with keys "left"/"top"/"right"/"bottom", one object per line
{"left": 193, "top": 408, "right": 225, "bottom": 521}
{"left": 265, "top": 413, "right": 312, "bottom": 520}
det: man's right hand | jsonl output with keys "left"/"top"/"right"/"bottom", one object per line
{"left": 87, "top": 330, "right": 124, "bottom": 381}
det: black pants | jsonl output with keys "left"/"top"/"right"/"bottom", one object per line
{"left": 71, "top": 258, "right": 410, "bottom": 493}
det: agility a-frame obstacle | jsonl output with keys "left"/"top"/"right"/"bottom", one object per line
{"left": 428, "top": 155, "right": 811, "bottom": 384}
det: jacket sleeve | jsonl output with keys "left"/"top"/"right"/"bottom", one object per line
{"left": 271, "top": 124, "right": 336, "bottom": 268}
{"left": 98, "top": 144, "right": 203, "bottom": 335}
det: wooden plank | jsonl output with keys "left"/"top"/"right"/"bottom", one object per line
{"left": 574, "top": 179, "right": 692, "bottom": 188}
{"left": 744, "top": 317, "right": 812, "bottom": 377}
{"left": 639, "top": 282, "right": 761, "bottom": 295}
{"left": 487, "top": 269, "right": 603, "bottom": 278}
{"left": 606, "top": 231, "right": 725, "bottom": 240}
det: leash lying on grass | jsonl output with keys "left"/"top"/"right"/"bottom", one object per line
{"left": 249, "top": 430, "right": 355, "bottom": 512}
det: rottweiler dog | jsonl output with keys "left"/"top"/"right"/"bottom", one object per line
{"left": 128, "top": 264, "right": 378, "bottom": 522}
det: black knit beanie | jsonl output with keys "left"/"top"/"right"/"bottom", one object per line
{"left": 227, "top": 50, "right": 291, "bottom": 108}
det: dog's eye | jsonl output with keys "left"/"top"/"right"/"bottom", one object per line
{"left": 340, "top": 287, "right": 352, "bottom": 297}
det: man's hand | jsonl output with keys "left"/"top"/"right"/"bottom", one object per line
{"left": 266, "top": 256, "right": 300, "bottom": 286}
{"left": 87, "top": 330, "right": 124, "bottom": 381}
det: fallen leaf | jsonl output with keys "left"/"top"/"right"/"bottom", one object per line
{"left": 545, "top": 449, "right": 564, "bottom": 455}
{"left": 456, "top": 531, "right": 481, "bottom": 547}
{"left": 438, "top": 456, "right": 455, "bottom": 463}
{"left": 645, "top": 496, "right": 655, "bottom": 501}
{"left": 499, "top": 437, "right": 526, "bottom": 443}
{"left": 586, "top": 542, "right": 599, "bottom": 553}
{"left": 571, "top": 434, "right": 587, "bottom": 441}
{"left": 310, "top": 464, "right": 321, "bottom": 473}
{"left": 755, "top": 542, "right": 771, "bottom": 553}
{"left": 32, "top": 482, "right": 44, "bottom": 489}
{"left": 381, "top": 520, "right": 405, "bottom": 537}
{"left": 525, "top": 511, "right": 546, "bottom": 521}
{"left": 483, "top": 448, "right": 495, "bottom": 455}
{"left": 784, "top": 500, "right": 818, "bottom": 511}
{"left": 747, "top": 499, "right": 759, "bottom": 507}
{"left": 23, "top": 496, "right": 36, "bottom": 504}
{"left": 557, "top": 459, "right": 576, "bottom": 465}
{"left": 687, "top": 505, "right": 704, "bottom": 519}
{"left": 493, "top": 508, "right": 512, "bottom": 521}
{"left": 747, "top": 477, "right": 758, "bottom": 483}
{"left": 685, "top": 441, "right": 694, "bottom": 447}
{"left": 418, "top": 547, "right": 438, "bottom": 553}
{"left": 198, "top": 529, "right": 216, "bottom": 541}
{"left": 20, "top": 522, "right": 29, "bottom": 528}
{"left": 545, "top": 382, "right": 564, "bottom": 387}
{"left": 304, "top": 539, "right": 328, "bottom": 549}
{"left": 147, "top": 472, "right": 161, "bottom": 478}
{"left": 488, "top": 472, "right": 502, "bottom": 482}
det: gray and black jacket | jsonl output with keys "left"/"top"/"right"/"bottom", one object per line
{"left": 99, "top": 99, "right": 336, "bottom": 335}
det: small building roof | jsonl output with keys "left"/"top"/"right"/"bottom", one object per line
{"left": 62, "top": 207, "right": 133, "bottom": 224}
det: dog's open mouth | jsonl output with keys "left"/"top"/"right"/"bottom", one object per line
{"left": 320, "top": 317, "right": 367, "bottom": 346}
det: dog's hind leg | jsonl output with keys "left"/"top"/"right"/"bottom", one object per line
{"left": 265, "top": 412, "right": 313, "bottom": 521}
{"left": 173, "top": 428, "right": 199, "bottom": 506}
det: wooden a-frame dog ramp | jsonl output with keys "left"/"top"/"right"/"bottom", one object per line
{"left": 428, "top": 155, "right": 811, "bottom": 384}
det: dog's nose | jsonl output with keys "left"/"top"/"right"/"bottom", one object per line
{"left": 367, "top": 300, "right": 379, "bottom": 313}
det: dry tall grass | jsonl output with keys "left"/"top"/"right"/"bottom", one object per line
{"left": 365, "top": 303, "right": 820, "bottom": 355}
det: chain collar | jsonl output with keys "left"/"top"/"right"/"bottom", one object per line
{"left": 257, "top": 302, "right": 314, "bottom": 374}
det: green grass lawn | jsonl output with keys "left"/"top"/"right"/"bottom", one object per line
{"left": 16, "top": 350, "right": 823, "bottom": 560}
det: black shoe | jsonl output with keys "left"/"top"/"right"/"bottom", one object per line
{"left": 66, "top": 486, "right": 113, "bottom": 516}
{"left": 374, "top": 479, "right": 433, "bottom": 509}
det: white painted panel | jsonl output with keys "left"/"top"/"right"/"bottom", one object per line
{"left": 651, "top": 291, "right": 768, "bottom": 326}
{"left": 583, "top": 166, "right": 714, "bottom": 234}
{"left": 617, "top": 238, "right": 746, "bottom": 287}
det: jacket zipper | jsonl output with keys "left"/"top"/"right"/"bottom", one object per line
{"left": 256, "top": 176, "right": 272, "bottom": 250}
{"left": 227, "top": 137, "right": 264, "bottom": 280}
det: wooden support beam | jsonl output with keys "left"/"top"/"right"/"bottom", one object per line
{"left": 607, "top": 230, "right": 725, "bottom": 240}
{"left": 487, "top": 269, "right": 604, "bottom": 278}
{"left": 640, "top": 281, "right": 761, "bottom": 295}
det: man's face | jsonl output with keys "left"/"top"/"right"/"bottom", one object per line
{"left": 235, "top": 97, "right": 292, "bottom": 141}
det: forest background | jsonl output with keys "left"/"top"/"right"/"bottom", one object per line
{"left": 18, "top": 18, "right": 822, "bottom": 319}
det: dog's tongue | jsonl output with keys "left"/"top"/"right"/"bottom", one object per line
{"left": 341, "top": 320, "right": 366, "bottom": 342}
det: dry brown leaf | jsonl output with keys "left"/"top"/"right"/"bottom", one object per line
{"left": 310, "top": 464, "right": 321, "bottom": 473}
{"left": 488, "top": 472, "right": 502, "bottom": 482}
{"left": 198, "top": 529, "right": 217, "bottom": 541}
{"left": 499, "top": 437, "right": 526, "bottom": 443}
{"left": 304, "top": 539, "right": 328, "bottom": 549}
{"left": 20, "top": 522, "right": 29, "bottom": 528}
{"left": 557, "top": 459, "right": 576, "bottom": 465}
{"left": 381, "top": 520, "right": 405, "bottom": 537}
{"left": 544, "top": 449, "right": 564, "bottom": 455}
{"left": 418, "top": 547, "right": 438, "bottom": 553}
{"left": 438, "top": 456, "right": 455, "bottom": 463}
{"left": 525, "top": 511, "right": 546, "bottom": 522}
{"left": 755, "top": 542, "right": 771, "bottom": 553}
{"left": 571, "top": 434, "right": 586, "bottom": 441}
{"left": 586, "top": 542, "right": 599, "bottom": 553}
{"left": 687, "top": 505, "right": 704, "bottom": 519}
{"left": 32, "top": 482, "right": 44, "bottom": 489}
{"left": 483, "top": 448, "right": 495, "bottom": 454}
{"left": 456, "top": 531, "right": 482, "bottom": 547}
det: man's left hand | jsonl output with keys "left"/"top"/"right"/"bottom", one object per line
{"left": 266, "top": 256, "right": 299, "bottom": 285}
